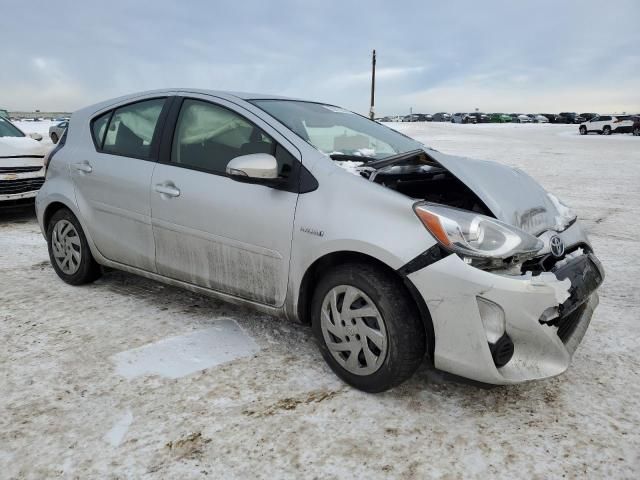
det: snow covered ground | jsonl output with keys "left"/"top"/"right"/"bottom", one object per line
{"left": 1, "top": 122, "right": 639, "bottom": 478}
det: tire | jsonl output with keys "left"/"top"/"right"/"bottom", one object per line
{"left": 579, "top": 126, "right": 587, "bottom": 135}
{"left": 633, "top": 127, "right": 639, "bottom": 136}
{"left": 311, "top": 262, "right": 426, "bottom": 392}
{"left": 50, "top": 132, "right": 58, "bottom": 144}
{"left": 603, "top": 126, "right": 611, "bottom": 135}
{"left": 47, "top": 208, "right": 101, "bottom": 285}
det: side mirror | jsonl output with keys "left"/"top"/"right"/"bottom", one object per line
{"left": 29, "top": 132, "right": 43, "bottom": 141}
{"left": 226, "top": 153, "right": 280, "bottom": 181}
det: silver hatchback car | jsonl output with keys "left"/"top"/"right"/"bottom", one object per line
{"left": 36, "top": 89, "right": 604, "bottom": 392}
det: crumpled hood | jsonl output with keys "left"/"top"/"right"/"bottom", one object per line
{"left": 0, "top": 136, "right": 48, "bottom": 158}
{"left": 428, "top": 149, "right": 575, "bottom": 236}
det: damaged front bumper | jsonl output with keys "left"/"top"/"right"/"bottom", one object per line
{"left": 405, "top": 241, "right": 604, "bottom": 385}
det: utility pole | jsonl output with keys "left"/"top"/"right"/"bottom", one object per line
{"left": 369, "top": 49, "right": 376, "bottom": 119}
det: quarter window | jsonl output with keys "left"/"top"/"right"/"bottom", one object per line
{"left": 171, "top": 99, "right": 292, "bottom": 177}
{"left": 102, "top": 98, "right": 165, "bottom": 158}
{"left": 91, "top": 112, "right": 110, "bottom": 148}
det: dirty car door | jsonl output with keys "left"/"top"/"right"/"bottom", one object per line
{"left": 72, "top": 97, "right": 168, "bottom": 272}
{"left": 150, "top": 96, "right": 299, "bottom": 306}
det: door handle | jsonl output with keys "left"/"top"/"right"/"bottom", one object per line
{"left": 73, "top": 162, "right": 92, "bottom": 173}
{"left": 154, "top": 183, "right": 181, "bottom": 198}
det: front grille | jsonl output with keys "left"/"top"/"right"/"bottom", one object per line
{"left": 546, "top": 303, "right": 588, "bottom": 343}
{"left": 0, "top": 177, "right": 45, "bottom": 195}
{"left": 0, "top": 166, "right": 43, "bottom": 174}
{"left": 521, "top": 243, "right": 591, "bottom": 274}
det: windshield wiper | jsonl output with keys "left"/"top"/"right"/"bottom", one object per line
{"left": 329, "top": 153, "right": 378, "bottom": 163}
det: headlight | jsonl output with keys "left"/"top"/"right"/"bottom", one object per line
{"left": 414, "top": 203, "right": 543, "bottom": 267}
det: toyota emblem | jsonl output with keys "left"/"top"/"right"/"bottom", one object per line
{"left": 550, "top": 235, "right": 565, "bottom": 258}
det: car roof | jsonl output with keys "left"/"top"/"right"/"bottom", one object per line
{"left": 76, "top": 88, "right": 307, "bottom": 117}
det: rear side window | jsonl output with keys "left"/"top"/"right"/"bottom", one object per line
{"left": 100, "top": 98, "right": 165, "bottom": 158}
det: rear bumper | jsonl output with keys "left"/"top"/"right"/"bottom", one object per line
{"left": 406, "top": 250, "right": 604, "bottom": 385}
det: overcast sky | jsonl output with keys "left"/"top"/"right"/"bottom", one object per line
{"left": 1, "top": 0, "right": 639, "bottom": 114}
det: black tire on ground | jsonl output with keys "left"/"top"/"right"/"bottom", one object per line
{"left": 603, "top": 126, "right": 611, "bottom": 135}
{"left": 46, "top": 208, "right": 102, "bottom": 285}
{"left": 50, "top": 132, "right": 58, "bottom": 144}
{"left": 311, "top": 262, "right": 426, "bottom": 393}
{"left": 633, "top": 127, "right": 639, "bottom": 136}
{"left": 579, "top": 126, "right": 587, "bottom": 135}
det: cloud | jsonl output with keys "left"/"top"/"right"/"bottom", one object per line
{"left": 0, "top": 0, "right": 638, "bottom": 114}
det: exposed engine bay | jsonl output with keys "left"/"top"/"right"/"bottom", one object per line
{"left": 335, "top": 149, "right": 494, "bottom": 216}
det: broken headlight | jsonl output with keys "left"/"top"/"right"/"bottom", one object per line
{"left": 414, "top": 203, "right": 543, "bottom": 268}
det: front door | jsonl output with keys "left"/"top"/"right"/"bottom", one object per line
{"left": 150, "top": 96, "right": 299, "bottom": 306}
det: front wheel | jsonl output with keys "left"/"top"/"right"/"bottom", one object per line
{"left": 311, "top": 263, "right": 426, "bottom": 392}
{"left": 47, "top": 208, "right": 102, "bottom": 285}
{"left": 603, "top": 126, "right": 611, "bottom": 135}
{"left": 633, "top": 127, "right": 639, "bottom": 136}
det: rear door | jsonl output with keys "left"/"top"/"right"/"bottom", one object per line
{"left": 150, "top": 95, "right": 300, "bottom": 306}
{"left": 72, "top": 97, "right": 170, "bottom": 272}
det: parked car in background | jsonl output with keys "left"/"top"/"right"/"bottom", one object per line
{"left": 580, "top": 113, "right": 598, "bottom": 121}
{"left": 530, "top": 114, "right": 549, "bottom": 123}
{"left": 0, "top": 109, "right": 9, "bottom": 119}
{"left": 513, "top": 114, "right": 531, "bottom": 123}
{"left": 35, "top": 89, "right": 604, "bottom": 392}
{"left": 49, "top": 120, "right": 68, "bottom": 144}
{"left": 489, "top": 113, "right": 512, "bottom": 123}
{"left": 579, "top": 115, "right": 636, "bottom": 135}
{"left": 467, "top": 112, "right": 489, "bottom": 123}
{"left": 632, "top": 116, "right": 640, "bottom": 136}
{"left": 451, "top": 113, "right": 476, "bottom": 124}
{"left": 557, "top": 112, "right": 586, "bottom": 124}
{"left": 404, "top": 114, "right": 432, "bottom": 122}
{"left": 0, "top": 116, "right": 49, "bottom": 207}
{"left": 539, "top": 113, "right": 560, "bottom": 123}
{"left": 432, "top": 112, "right": 451, "bottom": 122}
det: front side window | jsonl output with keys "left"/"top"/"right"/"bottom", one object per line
{"left": 0, "top": 117, "right": 25, "bottom": 138}
{"left": 171, "top": 99, "right": 292, "bottom": 177}
{"left": 250, "top": 100, "right": 423, "bottom": 160}
{"left": 102, "top": 98, "right": 165, "bottom": 158}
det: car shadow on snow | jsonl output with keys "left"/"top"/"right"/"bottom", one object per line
{"left": 0, "top": 204, "right": 36, "bottom": 224}
{"left": 91, "top": 267, "right": 564, "bottom": 413}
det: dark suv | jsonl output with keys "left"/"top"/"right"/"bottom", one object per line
{"left": 558, "top": 112, "right": 586, "bottom": 124}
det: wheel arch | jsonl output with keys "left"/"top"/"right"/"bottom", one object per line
{"left": 296, "top": 250, "right": 435, "bottom": 363}
{"left": 43, "top": 201, "right": 70, "bottom": 233}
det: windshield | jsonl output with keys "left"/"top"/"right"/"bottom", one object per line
{"left": 250, "top": 100, "right": 423, "bottom": 159}
{"left": 0, "top": 117, "right": 25, "bottom": 138}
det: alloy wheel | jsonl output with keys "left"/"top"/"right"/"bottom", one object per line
{"left": 51, "top": 219, "right": 82, "bottom": 275}
{"left": 320, "top": 285, "right": 388, "bottom": 375}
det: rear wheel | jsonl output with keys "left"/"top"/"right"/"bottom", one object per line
{"left": 579, "top": 126, "right": 587, "bottom": 135}
{"left": 47, "top": 208, "right": 101, "bottom": 285}
{"left": 50, "top": 132, "right": 59, "bottom": 144}
{"left": 603, "top": 126, "right": 611, "bottom": 135}
{"left": 311, "top": 263, "right": 426, "bottom": 392}
{"left": 633, "top": 127, "right": 639, "bottom": 136}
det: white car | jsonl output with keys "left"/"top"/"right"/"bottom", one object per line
{"left": 532, "top": 114, "right": 549, "bottom": 123}
{"left": 515, "top": 114, "right": 531, "bottom": 123}
{"left": 579, "top": 115, "right": 635, "bottom": 135}
{"left": 0, "top": 117, "right": 49, "bottom": 206}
